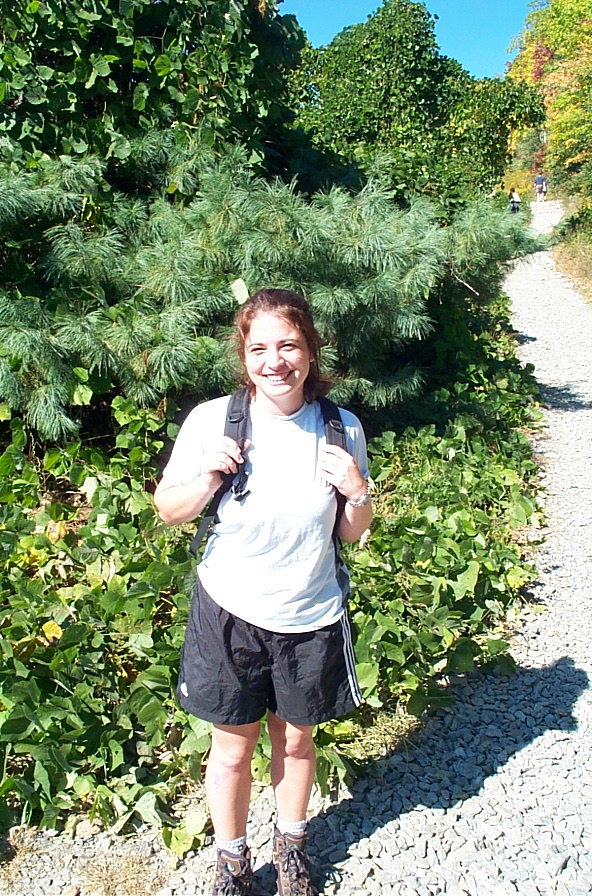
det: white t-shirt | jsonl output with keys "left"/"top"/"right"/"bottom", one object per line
{"left": 162, "top": 395, "right": 369, "bottom": 632}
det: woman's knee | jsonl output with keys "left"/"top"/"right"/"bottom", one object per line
{"left": 210, "top": 722, "right": 260, "bottom": 771}
{"left": 268, "top": 713, "right": 315, "bottom": 760}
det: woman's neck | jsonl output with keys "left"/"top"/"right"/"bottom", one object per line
{"left": 253, "top": 391, "right": 307, "bottom": 416}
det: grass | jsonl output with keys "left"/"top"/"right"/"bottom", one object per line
{"left": 543, "top": 191, "right": 592, "bottom": 302}
{"left": 79, "top": 853, "right": 167, "bottom": 896}
{"left": 553, "top": 237, "right": 592, "bottom": 303}
{"left": 0, "top": 825, "right": 169, "bottom": 896}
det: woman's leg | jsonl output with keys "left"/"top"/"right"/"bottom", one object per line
{"left": 205, "top": 721, "right": 261, "bottom": 840}
{"left": 267, "top": 711, "right": 316, "bottom": 821}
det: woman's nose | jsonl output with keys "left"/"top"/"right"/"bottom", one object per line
{"left": 265, "top": 347, "right": 283, "bottom": 367}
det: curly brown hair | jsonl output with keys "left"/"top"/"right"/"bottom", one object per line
{"left": 234, "top": 289, "right": 332, "bottom": 402}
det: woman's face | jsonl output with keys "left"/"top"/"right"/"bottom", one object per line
{"left": 243, "top": 312, "right": 312, "bottom": 415}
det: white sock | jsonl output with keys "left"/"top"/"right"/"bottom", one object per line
{"left": 216, "top": 834, "right": 247, "bottom": 855}
{"left": 276, "top": 817, "right": 307, "bottom": 836}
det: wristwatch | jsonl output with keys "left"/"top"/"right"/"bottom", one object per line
{"left": 346, "top": 481, "right": 372, "bottom": 507}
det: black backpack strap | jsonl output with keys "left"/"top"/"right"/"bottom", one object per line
{"left": 319, "top": 396, "right": 352, "bottom": 606}
{"left": 318, "top": 396, "right": 348, "bottom": 528}
{"left": 223, "top": 387, "right": 251, "bottom": 502}
{"left": 320, "top": 396, "right": 346, "bottom": 449}
{"left": 189, "top": 388, "right": 251, "bottom": 556}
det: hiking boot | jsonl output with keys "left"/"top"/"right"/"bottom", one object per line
{"left": 212, "top": 846, "right": 252, "bottom": 895}
{"left": 272, "top": 826, "right": 314, "bottom": 896}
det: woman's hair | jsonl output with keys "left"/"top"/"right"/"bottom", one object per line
{"left": 234, "top": 288, "right": 332, "bottom": 401}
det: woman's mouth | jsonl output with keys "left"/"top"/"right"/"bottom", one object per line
{"left": 264, "top": 372, "right": 292, "bottom": 384}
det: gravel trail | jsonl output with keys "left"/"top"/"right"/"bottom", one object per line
{"left": 2, "top": 198, "right": 592, "bottom": 896}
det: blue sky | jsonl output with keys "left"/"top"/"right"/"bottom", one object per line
{"left": 279, "top": 0, "right": 532, "bottom": 79}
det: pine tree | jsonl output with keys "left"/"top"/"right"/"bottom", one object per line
{"left": 0, "top": 146, "right": 537, "bottom": 441}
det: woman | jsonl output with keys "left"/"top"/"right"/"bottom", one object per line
{"left": 509, "top": 187, "right": 521, "bottom": 213}
{"left": 155, "top": 289, "right": 372, "bottom": 896}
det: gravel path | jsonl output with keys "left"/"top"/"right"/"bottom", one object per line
{"left": 2, "top": 198, "right": 592, "bottom": 896}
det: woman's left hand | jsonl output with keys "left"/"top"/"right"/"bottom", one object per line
{"left": 319, "top": 445, "right": 368, "bottom": 503}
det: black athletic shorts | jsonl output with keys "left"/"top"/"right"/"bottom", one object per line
{"left": 177, "top": 578, "right": 363, "bottom": 727}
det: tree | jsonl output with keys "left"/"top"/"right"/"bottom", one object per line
{"left": 0, "top": 142, "right": 539, "bottom": 442}
{"left": 288, "top": 0, "right": 544, "bottom": 202}
{"left": 0, "top": 0, "right": 542, "bottom": 443}
{"left": 0, "top": 0, "right": 305, "bottom": 165}
{"left": 509, "top": 0, "right": 592, "bottom": 189}
{"left": 0, "top": 147, "right": 443, "bottom": 439}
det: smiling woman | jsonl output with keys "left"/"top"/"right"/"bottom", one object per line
{"left": 243, "top": 314, "right": 312, "bottom": 415}
{"left": 154, "top": 288, "right": 372, "bottom": 896}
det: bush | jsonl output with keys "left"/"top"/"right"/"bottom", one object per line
{"left": 0, "top": 279, "right": 541, "bottom": 844}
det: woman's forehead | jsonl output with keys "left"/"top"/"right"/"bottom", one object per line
{"left": 245, "top": 312, "right": 302, "bottom": 341}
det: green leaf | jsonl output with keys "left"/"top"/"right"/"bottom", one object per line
{"left": 451, "top": 561, "right": 480, "bottom": 599}
{"left": 59, "top": 623, "right": 89, "bottom": 649}
{"left": 185, "top": 806, "right": 208, "bottom": 836}
{"left": 185, "top": 88, "right": 202, "bottom": 111}
{"left": 447, "top": 637, "right": 480, "bottom": 674}
{"left": 355, "top": 661, "right": 379, "bottom": 694}
{"left": 133, "top": 792, "right": 162, "bottom": 827}
{"left": 154, "top": 54, "right": 172, "bottom": 77}
{"left": 133, "top": 83, "right": 149, "bottom": 111}
{"left": 34, "top": 760, "right": 53, "bottom": 798}
{"left": 406, "top": 689, "right": 428, "bottom": 717}
{"left": 72, "top": 384, "right": 93, "bottom": 406}
{"left": 230, "top": 278, "right": 250, "bottom": 305}
{"left": 107, "top": 134, "right": 132, "bottom": 160}
{"left": 162, "top": 826, "right": 197, "bottom": 858}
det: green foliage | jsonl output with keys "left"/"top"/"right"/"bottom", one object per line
{"left": 509, "top": 0, "right": 592, "bottom": 208}
{"left": 0, "top": 402, "right": 212, "bottom": 841}
{"left": 319, "top": 290, "right": 541, "bottom": 750}
{"left": 0, "top": 144, "right": 541, "bottom": 442}
{"left": 0, "top": 0, "right": 305, "bottom": 164}
{"left": 288, "top": 0, "right": 544, "bottom": 203}
{"left": 0, "top": 148, "right": 450, "bottom": 439}
{"left": 0, "top": 288, "right": 542, "bottom": 830}
{"left": 349, "top": 403, "right": 537, "bottom": 713}
{"left": 0, "top": 0, "right": 547, "bottom": 844}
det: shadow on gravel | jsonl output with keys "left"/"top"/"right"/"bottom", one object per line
{"left": 515, "top": 333, "right": 537, "bottom": 345}
{"left": 540, "top": 383, "right": 592, "bottom": 411}
{"left": 0, "top": 836, "right": 16, "bottom": 865}
{"left": 251, "top": 656, "right": 589, "bottom": 894}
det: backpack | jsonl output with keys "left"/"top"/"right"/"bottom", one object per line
{"left": 189, "top": 388, "right": 348, "bottom": 556}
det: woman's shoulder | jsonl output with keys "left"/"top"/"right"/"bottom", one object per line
{"left": 312, "top": 398, "right": 364, "bottom": 431}
{"left": 336, "top": 405, "right": 364, "bottom": 432}
{"left": 179, "top": 394, "right": 233, "bottom": 434}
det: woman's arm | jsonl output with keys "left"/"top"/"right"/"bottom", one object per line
{"left": 154, "top": 476, "right": 219, "bottom": 526}
{"left": 336, "top": 496, "right": 373, "bottom": 544}
{"left": 318, "top": 444, "right": 372, "bottom": 543}
{"left": 154, "top": 436, "right": 249, "bottom": 525}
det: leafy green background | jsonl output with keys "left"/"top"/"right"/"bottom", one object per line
{"left": 0, "top": 0, "right": 546, "bottom": 852}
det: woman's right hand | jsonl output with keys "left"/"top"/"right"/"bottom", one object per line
{"left": 154, "top": 437, "right": 251, "bottom": 526}
{"left": 200, "top": 437, "right": 251, "bottom": 491}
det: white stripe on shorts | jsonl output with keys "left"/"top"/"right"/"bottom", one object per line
{"left": 340, "top": 612, "right": 363, "bottom": 706}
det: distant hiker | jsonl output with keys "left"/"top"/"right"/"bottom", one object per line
{"left": 509, "top": 187, "right": 521, "bottom": 213}
{"left": 534, "top": 174, "right": 548, "bottom": 202}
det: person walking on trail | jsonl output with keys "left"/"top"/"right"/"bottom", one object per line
{"left": 534, "top": 174, "right": 548, "bottom": 202}
{"left": 154, "top": 289, "right": 372, "bottom": 896}
{"left": 542, "top": 177, "right": 548, "bottom": 200}
{"left": 509, "top": 187, "right": 521, "bottom": 213}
